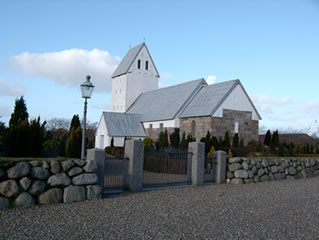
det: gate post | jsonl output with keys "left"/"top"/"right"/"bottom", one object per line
{"left": 87, "top": 148, "right": 105, "bottom": 189}
{"left": 124, "top": 140, "right": 144, "bottom": 192}
{"left": 188, "top": 141, "right": 205, "bottom": 186}
{"left": 214, "top": 150, "right": 226, "bottom": 184}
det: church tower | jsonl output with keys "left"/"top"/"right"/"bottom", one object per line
{"left": 111, "top": 43, "right": 160, "bottom": 112}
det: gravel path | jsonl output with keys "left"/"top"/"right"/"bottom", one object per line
{"left": 1, "top": 177, "right": 319, "bottom": 240}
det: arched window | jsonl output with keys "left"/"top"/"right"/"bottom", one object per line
{"left": 234, "top": 122, "right": 239, "bottom": 134}
{"left": 191, "top": 120, "right": 196, "bottom": 137}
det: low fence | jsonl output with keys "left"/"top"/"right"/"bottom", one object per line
{"left": 204, "top": 157, "right": 216, "bottom": 183}
{"left": 143, "top": 151, "right": 191, "bottom": 188}
{"left": 104, "top": 154, "right": 128, "bottom": 193}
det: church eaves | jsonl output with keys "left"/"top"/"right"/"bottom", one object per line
{"left": 102, "top": 112, "right": 146, "bottom": 137}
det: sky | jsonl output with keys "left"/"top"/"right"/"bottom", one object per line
{"left": 0, "top": 0, "right": 319, "bottom": 135}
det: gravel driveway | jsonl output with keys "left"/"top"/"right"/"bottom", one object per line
{"left": 1, "top": 177, "right": 319, "bottom": 240}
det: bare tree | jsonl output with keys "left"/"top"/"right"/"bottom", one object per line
{"left": 46, "top": 118, "right": 70, "bottom": 131}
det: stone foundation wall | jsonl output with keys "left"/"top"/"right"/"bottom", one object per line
{"left": 146, "top": 127, "right": 176, "bottom": 142}
{"left": 179, "top": 116, "right": 213, "bottom": 140}
{"left": 0, "top": 159, "right": 101, "bottom": 209}
{"left": 227, "top": 157, "right": 319, "bottom": 184}
{"left": 179, "top": 109, "right": 258, "bottom": 144}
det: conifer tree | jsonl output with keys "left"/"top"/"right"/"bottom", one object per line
{"left": 65, "top": 115, "right": 82, "bottom": 158}
{"left": 9, "top": 97, "right": 28, "bottom": 128}
{"left": 264, "top": 130, "right": 271, "bottom": 146}
{"left": 223, "top": 132, "right": 231, "bottom": 147}
{"left": 232, "top": 133, "right": 239, "bottom": 148}
{"left": 180, "top": 131, "right": 187, "bottom": 149}
{"left": 28, "top": 117, "right": 46, "bottom": 157}
{"left": 210, "top": 136, "right": 219, "bottom": 150}
{"left": 169, "top": 128, "right": 180, "bottom": 148}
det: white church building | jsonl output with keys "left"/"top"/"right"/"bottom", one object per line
{"left": 95, "top": 43, "right": 261, "bottom": 148}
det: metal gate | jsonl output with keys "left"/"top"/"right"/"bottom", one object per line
{"left": 204, "top": 156, "right": 216, "bottom": 183}
{"left": 143, "top": 150, "right": 192, "bottom": 188}
{"left": 104, "top": 153, "right": 127, "bottom": 193}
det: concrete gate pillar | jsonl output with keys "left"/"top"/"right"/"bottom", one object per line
{"left": 214, "top": 150, "right": 227, "bottom": 184}
{"left": 124, "top": 140, "right": 144, "bottom": 192}
{"left": 188, "top": 141, "right": 205, "bottom": 186}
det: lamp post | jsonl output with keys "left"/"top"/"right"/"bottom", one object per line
{"left": 80, "top": 75, "right": 95, "bottom": 159}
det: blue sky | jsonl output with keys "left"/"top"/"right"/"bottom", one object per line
{"left": 0, "top": 0, "right": 318, "bottom": 135}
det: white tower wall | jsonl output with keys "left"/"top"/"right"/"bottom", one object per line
{"left": 111, "top": 44, "right": 159, "bottom": 112}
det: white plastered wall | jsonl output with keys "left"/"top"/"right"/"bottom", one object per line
{"left": 213, "top": 84, "right": 260, "bottom": 120}
{"left": 111, "top": 74, "right": 127, "bottom": 112}
{"left": 143, "top": 118, "right": 179, "bottom": 129}
{"left": 126, "top": 46, "right": 158, "bottom": 110}
{"left": 95, "top": 114, "right": 108, "bottom": 149}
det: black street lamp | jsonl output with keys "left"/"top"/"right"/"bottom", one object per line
{"left": 80, "top": 75, "right": 94, "bottom": 159}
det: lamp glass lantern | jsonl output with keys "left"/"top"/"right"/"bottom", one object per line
{"left": 80, "top": 75, "right": 95, "bottom": 98}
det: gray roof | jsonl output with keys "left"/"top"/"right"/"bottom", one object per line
{"left": 102, "top": 112, "right": 146, "bottom": 137}
{"left": 111, "top": 42, "right": 160, "bottom": 78}
{"left": 180, "top": 79, "right": 261, "bottom": 119}
{"left": 127, "top": 79, "right": 207, "bottom": 122}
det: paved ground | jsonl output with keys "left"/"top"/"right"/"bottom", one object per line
{"left": 1, "top": 177, "right": 319, "bottom": 240}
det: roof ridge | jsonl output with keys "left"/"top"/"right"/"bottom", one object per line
{"left": 139, "top": 78, "right": 207, "bottom": 95}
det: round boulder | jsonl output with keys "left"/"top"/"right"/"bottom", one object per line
{"left": 29, "top": 180, "right": 46, "bottom": 196}
{"left": 68, "top": 167, "right": 83, "bottom": 177}
{"left": 47, "top": 173, "right": 71, "bottom": 187}
{"left": 19, "top": 177, "right": 32, "bottom": 191}
{"left": 15, "top": 192, "right": 35, "bottom": 208}
{"left": 72, "top": 173, "right": 98, "bottom": 185}
{"left": 63, "top": 185, "right": 86, "bottom": 203}
{"left": 31, "top": 167, "right": 50, "bottom": 180}
{"left": 229, "top": 163, "right": 242, "bottom": 172}
{"left": 50, "top": 160, "right": 61, "bottom": 174}
{"left": 234, "top": 170, "right": 248, "bottom": 179}
{"left": 38, "top": 188, "right": 63, "bottom": 205}
{"left": 7, "top": 162, "right": 30, "bottom": 179}
{"left": 0, "top": 180, "right": 19, "bottom": 198}
{"left": 61, "top": 160, "right": 75, "bottom": 172}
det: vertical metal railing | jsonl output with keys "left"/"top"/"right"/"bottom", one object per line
{"left": 204, "top": 156, "right": 216, "bottom": 183}
{"left": 143, "top": 150, "right": 191, "bottom": 188}
{"left": 104, "top": 153, "right": 126, "bottom": 193}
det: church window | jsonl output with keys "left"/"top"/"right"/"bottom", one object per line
{"left": 191, "top": 120, "right": 196, "bottom": 136}
{"left": 160, "top": 123, "right": 164, "bottom": 132}
{"left": 119, "top": 89, "right": 122, "bottom": 94}
{"left": 145, "top": 61, "right": 149, "bottom": 70}
{"left": 234, "top": 122, "right": 239, "bottom": 134}
{"left": 137, "top": 59, "right": 141, "bottom": 69}
{"left": 115, "top": 90, "right": 117, "bottom": 94}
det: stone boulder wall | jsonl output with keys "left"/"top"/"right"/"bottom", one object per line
{"left": 227, "top": 157, "right": 319, "bottom": 184}
{"left": 0, "top": 159, "right": 101, "bottom": 209}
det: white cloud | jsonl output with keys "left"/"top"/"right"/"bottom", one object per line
{"left": 206, "top": 75, "right": 216, "bottom": 85}
{"left": 0, "top": 77, "right": 26, "bottom": 97}
{"left": 251, "top": 94, "right": 319, "bottom": 134}
{"left": 10, "top": 49, "right": 121, "bottom": 93}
